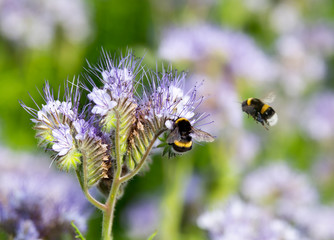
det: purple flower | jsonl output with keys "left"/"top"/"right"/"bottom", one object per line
{"left": 0, "top": 148, "right": 91, "bottom": 239}
{"left": 52, "top": 124, "right": 73, "bottom": 156}
{"left": 87, "top": 88, "right": 117, "bottom": 116}
{"left": 21, "top": 80, "right": 109, "bottom": 174}
{"left": 301, "top": 91, "right": 334, "bottom": 140}
{"left": 142, "top": 69, "right": 206, "bottom": 127}
{"left": 197, "top": 197, "right": 309, "bottom": 240}
{"left": 159, "top": 24, "right": 277, "bottom": 82}
{"left": 0, "top": 0, "right": 91, "bottom": 48}
{"left": 241, "top": 162, "right": 318, "bottom": 218}
{"left": 86, "top": 50, "right": 143, "bottom": 103}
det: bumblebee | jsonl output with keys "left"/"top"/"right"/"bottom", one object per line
{"left": 241, "top": 96, "right": 278, "bottom": 128}
{"left": 167, "top": 118, "right": 214, "bottom": 153}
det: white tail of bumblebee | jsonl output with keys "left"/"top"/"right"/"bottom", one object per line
{"left": 267, "top": 113, "right": 278, "bottom": 126}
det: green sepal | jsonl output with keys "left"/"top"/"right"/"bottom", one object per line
{"left": 127, "top": 117, "right": 167, "bottom": 168}
{"left": 127, "top": 151, "right": 136, "bottom": 170}
{"left": 79, "top": 136, "right": 110, "bottom": 188}
{"left": 102, "top": 111, "right": 117, "bottom": 132}
{"left": 58, "top": 148, "right": 82, "bottom": 171}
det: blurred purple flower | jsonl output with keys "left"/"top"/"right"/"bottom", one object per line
{"left": 241, "top": 162, "right": 318, "bottom": 218}
{"left": 274, "top": 24, "right": 334, "bottom": 96}
{"left": 301, "top": 24, "right": 334, "bottom": 57}
{"left": 122, "top": 197, "right": 160, "bottom": 239}
{"left": 159, "top": 24, "right": 277, "bottom": 82}
{"left": 301, "top": 91, "right": 334, "bottom": 140}
{"left": 0, "top": 148, "right": 91, "bottom": 239}
{"left": 240, "top": 162, "right": 334, "bottom": 239}
{"left": 291, "top": 205, "right": 334, "bottom": 240}
{"left": 197, "top": 197, "right": 309, "bottom": 240}
{"left": 311, "top": 156, "right": 334, "bottom": 188}
{"left": 0, "top": 0, "right": 91, "bottom": 48}
{"left": 232, "top": 132, "right": 260, "bottom": 171}
{"left": 269, "top": 2, "right": 303, "bottom": 34}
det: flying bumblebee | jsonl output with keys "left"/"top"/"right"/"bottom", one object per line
{"left": 167, "top": 117, "right": 214, "bottom": 153}
{"left": 241, "top": 93, "right": 278, "bottom": 129}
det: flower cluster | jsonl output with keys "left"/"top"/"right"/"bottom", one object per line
{"left": 0, "top": 148, "right": 91, "bottom": 239}
{"left": 241, "top": 162, "right": 334, "bottom": 240}
{"left": 197, "top": 197, "right": 309, "bottom": 240}
{"left": 21, "top": 50, "right": 211, "bottom": 193}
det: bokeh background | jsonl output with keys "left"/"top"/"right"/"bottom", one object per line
{"left": 0, "top": 0, "right": 334, "bottom": 239}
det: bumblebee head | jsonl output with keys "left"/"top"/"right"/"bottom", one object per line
{"left": 241, "top": 100, "right": 248, "bottom": 107}
{"left": 174, "top": 118, "right": 192, "bottom": 132}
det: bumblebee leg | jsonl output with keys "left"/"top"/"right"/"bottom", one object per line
{"left": 256, "top": 113, "right": 264, "bottom": 125}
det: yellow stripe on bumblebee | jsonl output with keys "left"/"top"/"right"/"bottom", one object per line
{"left": 174, "top": 140, "right": 192, "bottom": 148}
{"left": 247, "top": 98, "right": 253, "bottom": 106}
{"left": 175, "top": 117, "right": 189, "bottom": 124}
{"left": 261, "top": 104, "right": 270, "bottom": 114}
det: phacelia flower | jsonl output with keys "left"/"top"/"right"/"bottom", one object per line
{"left": 88, "top": 88, "right": 117, "bottom": 116}
{"left": 21, "top": 49, "right": 213, "bottom": 195}
{"left": 21, "top": 80, "right": 110, "bottom": 184}
{"left": 241, "top": 162, "right": 318, "bottom": 218}
{"left": 143, "top": 69, "right": 204, "bottom": 125}
{"left": 0, "top": 148, "right": 91, "bottom": 239}
{"left": 197, "top": 197, "right": 309, "bottom": 240}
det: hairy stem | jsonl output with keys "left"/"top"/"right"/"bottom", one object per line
{"left": 102, "top": 111, "right": 123, "bottom": 240}
{"left": 76, "top": 165, "right": 105, "bottom": 211}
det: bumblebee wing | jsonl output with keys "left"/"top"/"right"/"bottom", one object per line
{"left": 190, "top": 128, "right": 215, "bottom": 142}
{"left": 167, "top": 128, "right": 181, "bottom": 144}
{"left": 262, "top": 92, "right": 276, "bottom": 104}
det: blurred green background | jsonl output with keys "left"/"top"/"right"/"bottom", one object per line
{"left": 1, "top": 0, "right": 334, "bottom": 239}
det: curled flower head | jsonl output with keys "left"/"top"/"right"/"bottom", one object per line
{"left": 86, "top": 50, "right": 143, "bottom": 103}
{"left": 21, "top": 79, "right": 110, "bottom": 182}
{"left": 142, "top": 69, "right": 206, "bottom": 128}
{"left": 21, "top": 81, "right": 80, "bottom": 148}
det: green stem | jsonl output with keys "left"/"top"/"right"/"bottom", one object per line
{"left": 75, "top": 167, "right": 105, "bottom": 211}
{"left": 102, "top": 179, "right": 121, "bottom": 240}
{"left": 101, "top": 111, "right": 123, "bottom": 240}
